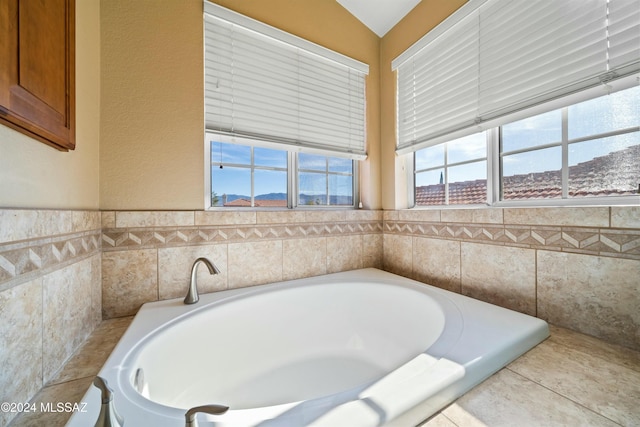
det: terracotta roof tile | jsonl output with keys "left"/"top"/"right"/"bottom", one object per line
{"left": 416, "top": 145, "right": 639, "bottom": 205}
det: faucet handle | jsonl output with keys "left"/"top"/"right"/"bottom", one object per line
{"left": 93, "top": 376, "right": 124, "bottom": 427}
{"left": 93, "top": 376, "right": 113, "bottom": 403}
{"left": 185, "top": 404, "right": 229, "bottom": 427}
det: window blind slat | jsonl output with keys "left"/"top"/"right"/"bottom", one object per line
{"left": 478, "top": 0, "right": 608, "bottom": 118}
{"left": 204, "top": 4, "right": 368, "bottom": 159}
{"left": 395, "top": 8, "right": 479, "bottom": 152}
{"left": 609, "top": 0, "right": 640, "bottom": 70}
{"left": 394, "top": 0, "right": 639, "bottom": 155}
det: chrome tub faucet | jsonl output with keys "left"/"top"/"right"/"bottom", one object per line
{"left": 185, "top": 404, "right": 229, "bottom": 427}
{"left": 92, "top": 376, "right": 124, "bottom": 427}
{"left": 184, "top": 257, "right": 221, "bottom": 304}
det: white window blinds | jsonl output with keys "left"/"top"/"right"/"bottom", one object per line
{"left": 393, "top": 0, "right": 640, "bottom": 155}
{"left": 204, "top": 2, "right": 369, "bottom": 160}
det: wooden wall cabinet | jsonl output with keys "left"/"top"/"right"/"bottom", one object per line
{"left": 0, "top": 0, "right": 75, "bottom": 151}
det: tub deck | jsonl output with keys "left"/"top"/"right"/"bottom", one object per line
{"left": 12, "top": 320, "right": 639, "bottom": 427}
{"left": 11, "top": 269, "right": 638, "bottom": 426}
{"left": 64, "top": 269, "right": 551, "bottom": 426}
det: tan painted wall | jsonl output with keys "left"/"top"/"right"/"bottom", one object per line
{"left": 99, "top": 0, "right": 204, "bottom": 210}
{"left": 100, "top": 0, "right": 381, "bottom": 210}
{"left": 0, "top": 0, "right": 101, "bottom": 210}
{"left": 379, "top": 0, "right": 467, "bottom": 209}
{"left": 0, "top": 0, "right": 461, "bottom": 211}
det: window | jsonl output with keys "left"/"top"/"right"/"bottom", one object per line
{"left": 208, "top": 138, "right": 357, "bottom": 208}
{"left": 501, "top": 85, "right": 640, "bottom": 201}
{"left": 414, "top": 85, "right": 640, "bottom": 206}
{"left": 400, "top": 0, "right": 639, "bottom": 207}
{"left": 415, "top": 132, "right": 487, "bottom": 206}
{"left": 299, "top": 154, "right": 354, "bottom": 206}
{"left": 210, "top": 141, "right": 288, "bottom": 208}
{"left": 203, "top": 2, "right": 367, "bottom": 209}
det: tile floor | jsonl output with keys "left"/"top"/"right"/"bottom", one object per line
{"left": 8, "top": 322, "right": 640, "bottom": 427}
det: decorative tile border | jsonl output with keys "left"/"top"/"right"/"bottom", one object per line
{"left": 384, "top": 221, "right": 640, "bottom": 260}
{"left": 102, "top": 221, "right": 384, "bottom": 251}
{"left": 0, "top": 230, "right": 101, "bottom": 291}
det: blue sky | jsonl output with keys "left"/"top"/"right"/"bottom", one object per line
{"left": 210, "top": 143, "right": 353, "bottom": 198}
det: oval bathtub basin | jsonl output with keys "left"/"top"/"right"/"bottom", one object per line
{"left": 67, "top": 268, "right": 548, "bottom": 427}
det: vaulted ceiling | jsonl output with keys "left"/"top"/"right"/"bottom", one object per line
{"left": 336, "top": 0, "right": 421, "bottom": 37}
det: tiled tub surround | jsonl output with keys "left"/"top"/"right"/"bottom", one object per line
{"left": 383, "top": 206, "right": 640, "bottom": 351}
{"left": 100, "top": 210, "right": 383, "bottom": 318}
{"left": 0, "top": 210, "right": 102, "bottom": 427}
{"left": 2, "top": 206, "right": 639, "bottom": 426}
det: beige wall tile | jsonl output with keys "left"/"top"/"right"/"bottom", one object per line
{"left": 305, "top": 210, "right": 347, "bottom": 223}
{"left": 345, "top": 209, "right": 383, "bottom": 222}
{"left": 611, "top": 206, "right": 640, "bottom": 229}
{"left": 101, "top": 211, "right": 116, "bottom": 228}
{"left": 413, "top": 237, "right": 461, "bottom": 293}
{"left": 115, "top": 211, "right": 195, "bottom": 228}
{"left": 383, "top": 234, "right": 413, "bottom": 277}
{"left": 441, "top": 208, "right": 503, "bottom": 224}
{"left": 363, "top": 233, "right": 383, "bottom": 269}
{"left": 90, "top": 254, "right": 103, "bottom": 327}
{"left": 440, "top": 209, "right": 474, "bottom": 223}
{"left": 158, "top": 245, "right": 227, "bottom": 300}
{"left": 42, "top": 259, "right": 94, "bottom": 382}
{"left": 327, "top": 235, "right": 363, "bottom": 273}
{"left": 0, "top": 279, "right": 43, "bottom": 427}
{"left": 0, "top": 209, "right": 36, "bottom": 243}
{"left": 399, "top": 209, "right": 440, "bottom": 222}
{"left": 383, "top": 210, "right": 399, "bottom": 221}
{"left": 195, "top": 210, "right": 257, "bottom": 226}
{"left": 461, "top": 242, "right": 536, "bottom": 315}
{"left": 0, "top": 209, "right": 73, "bottom": 244}
{"left": 472, "top": 208, "right": 503, "bottom": 224}
{"left": 228, "top": 240, "right": 282, "bottom": 288}
{"left": 36, "top": 210, "right": 74, "bottom": 238}
{"left": 503, "top": 207, "right": 609, "bottom": 227}
{"left": 102, "top": 249, "right": 158, "bottom": 318}
{"left": 283, "top": 237, "right": 327, "bottom": 280}
{"left": 256, "top": 210, "right": 306, "bottom": 224}
{"left": 537, "top": 250, "right": 640, "bottom": 350}
{"left": 71, "top": 211, "right": 101, "bottom": 232}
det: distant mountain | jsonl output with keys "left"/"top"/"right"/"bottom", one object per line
{"left": 212, "top": 192, "right": 352, "bottom": 206}
{"left": 255, "top": 193, "right": 287, "bottom": 200}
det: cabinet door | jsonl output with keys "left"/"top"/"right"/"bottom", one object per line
{"left": 0, "top": 0, "right": 75, "bottom": 151}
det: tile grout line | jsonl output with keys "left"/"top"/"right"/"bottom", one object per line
{"left": 504, "top": 367, "right": 625, "bottom": 426}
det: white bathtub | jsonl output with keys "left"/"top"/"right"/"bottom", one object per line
{"left": 67, "top": 268, "right": 548, "bottom": 427}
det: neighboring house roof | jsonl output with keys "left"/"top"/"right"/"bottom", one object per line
{"left": 223, "top": 198, "right": 288, "bottom": 207}
{"left": 416, "top": 144, "right": 639, "bottom": 205}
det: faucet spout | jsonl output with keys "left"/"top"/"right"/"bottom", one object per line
{"left": 184, "top": 257, "right": 220, "bottom": 304}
